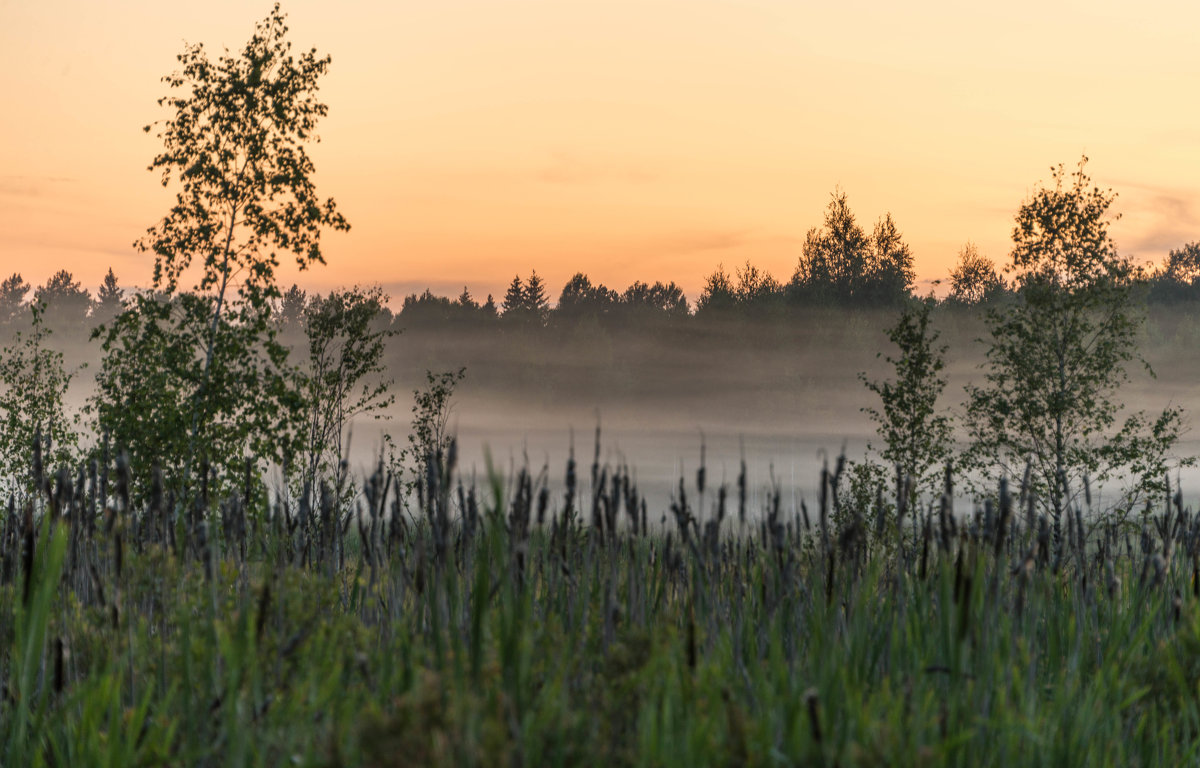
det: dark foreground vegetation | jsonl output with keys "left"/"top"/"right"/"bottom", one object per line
{"left": 5, "top": 445, "right": 1200, "bottom": 766}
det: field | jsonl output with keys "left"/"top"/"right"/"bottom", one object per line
{"left": 4, "top": 438, "right": 1200, "bottom": 767}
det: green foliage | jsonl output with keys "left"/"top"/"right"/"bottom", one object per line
{"left": 385, "top": 366, "right": 466, "bottom": 495}
{"left": 297, "top": 285, "right": 395, "bottom": 494}
{"left": 6, "top": 448, "right": 1200, "bottom": 767}
{"left": 93, "top": 3, "right": 347, "bottom": 498}
{"left": 964, "top": 157, "right": 1187, "bottom": 517}
{"left": 409, "top": 368, "right": 465, "bottom": 467}
{"left": 0, "top": 305, "right": 79, "bottom": 500}
{"left": 860, "top": 299, "right": 952, "bottom": 504}
{"left": 94, "top": 292, "right": 304, "bottom": 500}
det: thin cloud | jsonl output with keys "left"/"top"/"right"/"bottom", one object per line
{"left": 1111, "top": 180, "right": 1200, "bottom": 258}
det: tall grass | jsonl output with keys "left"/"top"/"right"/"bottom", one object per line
{"left": 2, "top": 439, "right": 1199, "bottom": 766}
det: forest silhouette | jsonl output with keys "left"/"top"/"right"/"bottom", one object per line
{"left": 5, "top": 193, "right": 1199, "bottom": 344}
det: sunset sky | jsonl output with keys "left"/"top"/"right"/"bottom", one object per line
{"left": 2, "top": 0, "right": 1199, "bottom": 306}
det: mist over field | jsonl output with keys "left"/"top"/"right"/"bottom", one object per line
{"left": 332, "top": 308, "right": 1200, "bottom": 516}
{"left": 38, "top": 300, "right": 1199, "bottom": 518}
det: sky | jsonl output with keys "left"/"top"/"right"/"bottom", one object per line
{"left": 2, "top": 0, "right": 1199, "bottom": 306}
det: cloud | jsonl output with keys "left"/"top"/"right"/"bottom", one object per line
{"left": 1110, "top": 180, "right": 1200, "bottom": 258}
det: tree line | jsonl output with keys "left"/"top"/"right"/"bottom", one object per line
{"left": 7, "top": 207, "right": 1200, "bottom": 341}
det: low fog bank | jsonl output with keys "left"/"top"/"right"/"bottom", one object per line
{"left": 34, "top": 307, "right": 1200, "bottom": 516}
{"left": 354, "top": 310, "right": 1200, "bottom": 516}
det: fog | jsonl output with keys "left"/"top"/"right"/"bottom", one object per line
{"left": 350, "top": 309, "right": 1200, "bottom": 518}
{"left": 36, "top": 307, "right": 1200, "bottom": 519}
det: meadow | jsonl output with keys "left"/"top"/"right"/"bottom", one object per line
{"left": 4, "top": 434, "right": 1200, "bottom": 767}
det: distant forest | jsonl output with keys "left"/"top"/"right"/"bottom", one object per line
{"left": 5, "top": 191, "right": 1200, "bottom": 342}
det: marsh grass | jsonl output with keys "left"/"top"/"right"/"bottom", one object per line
{"left": 2, "top": 439, "right": 1200, "bottom": 766}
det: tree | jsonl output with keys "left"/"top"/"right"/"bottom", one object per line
{"left": 524, "top": 271, "right": 551, "bottom": 325}
{"left": 792, "top": 190, "right": 868, "bottom": 303}
{"left": 734, "top": 260, "right": 784, "bottom": 310}
{"left": 1148, "top": 241, "right": 1200, "bottom": 303}
{"left": 34, "top": 269, "right": 91, "bottom": 335}
{"left": 501, "top": 275, "right": 526, "bottom": 320}
{"left": 964, "top": 157, "right": 1186, "bottom": 526}
{"left": 790, "top": 190, "right": 913, "bottom": 305}
{"left": 0, "top": 304, "right": 79, "bottom": 501}
{"left": 859, "top": 299, "right": 952, "bottom": 505}
{"left": 501, "top": 272, "right": 550, "bottom": 326}
{"left": 275, "top": 284, "right": 309, "bottom": 331}
{"left": 867, "top": 214, "right": 916, "bottom": 304}
{"left": 946, "top": 243, "right": 1005, "bottom": 306}
{"left": 481, "top": 294, "right": 499, "bottom": 320}
{"left": 0, "top": 273, "right": 30, "bottom": 328}
{"left": 555, "top": 273, "right": 618, "bottom": 323}
{"left": 696, "top": 264, "right": 737, "bottom": 314}
{"left": 621, "top": 280, "right": 688, "bottom": 318}
{"left": 93, "top": 3, "right": 348, "bottom": 498}
{"left": 391, "top": 368, "right": 465, "bottom": 492}
{"left": 93, "top": 268, "right": 125, "bottom": 325}
{"left": 298, "top": 286, "right": 394, "bottom": 496}
{"left": 1164, "top": 241, "right": 1200, "bottom": 284}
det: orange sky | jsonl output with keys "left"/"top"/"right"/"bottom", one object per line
{"left": 2, "top": 0, "right": 1199, "bottom": 306}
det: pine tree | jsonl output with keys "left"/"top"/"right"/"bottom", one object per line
{"left": 0, "top": 273, "right": 30, "bottom": 326}
{"left": 94, "top": 268, "right": 124, "bottom": 324}
{"left": 502, "top": 275, "right": 526, "bottom": 318}
{"left": 524, "top": 271, "right": 550, "bottom": 325}
{"left": 34, "top": 269, "right": 91, "bottom": 334}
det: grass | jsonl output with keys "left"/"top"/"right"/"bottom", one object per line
{"left": 3, "top": 444, "right": 1200, "bottom": 766}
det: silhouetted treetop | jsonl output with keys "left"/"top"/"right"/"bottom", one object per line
{"left": 1147, "top": 241, "right": 1200, "bottom": 303}
{"left": 96, "top": 268, "right": 124, "bottom": 315}
{"left": 621, "top": 280, "right": 688, "bottom": 317}
{"left": 275, "top": 284, "right": 309, "bottom": 330}
{"left": 35, "top": 269, "right": 91, "bottom": 330}
{"left": 790, "top": 190, "right": 914, "bottom": 306}
{"left": 947, "top": 243, "right": 1006, "bottom": 306}
{"left": 0, "top": 274, "right": 30, "bottom": 326}
{"left": 1164, "top": 241, "right": 1200, "bottom": 285}
{"left": 697, "top": 264, "right": 737, "bottom": 314}
{"left": 556, "top": 273, "right": 619, "bottom": 322}
{"left": 502, "top": 272, "right": 551, "bottom": 326}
